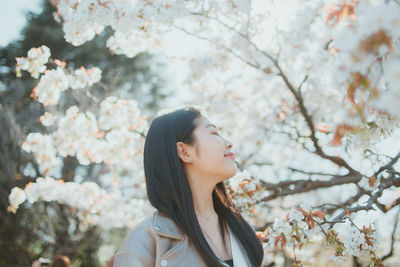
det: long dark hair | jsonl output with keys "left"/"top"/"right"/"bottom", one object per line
{"left": 143, "top": 107, "right": 264, "bottom": 267}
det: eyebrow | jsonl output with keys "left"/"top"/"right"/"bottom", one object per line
{"left": 205, "top": 123, "right": 217, "bottom": 129}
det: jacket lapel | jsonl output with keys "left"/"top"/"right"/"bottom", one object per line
{"left": 152, "top": 210, "right": 185, "bottom": 240}
{"left": 228, "top": 224, "right": 251, "bottom": 267}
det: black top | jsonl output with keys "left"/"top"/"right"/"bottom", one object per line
{"left": 224, "top": 259, "right": 233, "bottom": 267}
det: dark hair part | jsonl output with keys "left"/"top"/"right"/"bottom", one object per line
{"left": 144, "top": 107, "right": 264, "bottom": 267}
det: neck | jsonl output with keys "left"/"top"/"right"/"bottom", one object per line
{"left": 186, "top": 171, "right": 217, "bottom": 217}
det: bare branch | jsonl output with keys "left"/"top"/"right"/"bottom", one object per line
{"left": 171, "top": 24, "right": 262, "bottom": 71}
{"left": 328, "top": 174, "right": 400, "bottom": 228}
{"left": 313, "top": 190, "right": 365, "bottom": 214}
{"left": 381, "top": 207, "right": 400, "bottom": 262}
{"left": 277, "top": 68, "right": 360, "bottom": 174}
{"left": 298, "top": 74, "right": 308, "bottom": 94}
{"left": 373, "top": 151, "right": 400, "bottom": 177}
{"left": 287, "top": 167, "right": 340, "bottom": 177}
{"left": 256, "top": 173, "right": 363, "bottom": 204}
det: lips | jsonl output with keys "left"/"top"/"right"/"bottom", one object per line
{"left": 224, "top": 152, "right": 234, "bottom": 159}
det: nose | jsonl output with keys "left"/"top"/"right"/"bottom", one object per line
{"left": 225, "top": 139, "right": 233, "bottom": 149}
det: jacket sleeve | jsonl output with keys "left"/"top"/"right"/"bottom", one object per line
{"left": 113, "top": 218, "right": 156, "bottom": 267}
{"left": 113, "top": 251, "right": 150, "bottom": 267}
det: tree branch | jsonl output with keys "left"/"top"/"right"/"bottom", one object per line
{"left": 328, "top": 173, "right": 400, "bottom": 228}
{"left": 381, "top": 207, "right": 400, "bottom": 262}
{"left": 256, "top": 173, "right": 362, "bottom": 203}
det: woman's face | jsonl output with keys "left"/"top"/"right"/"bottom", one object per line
{"left": 178, "top": 116, "right": 237, "bottom": 182}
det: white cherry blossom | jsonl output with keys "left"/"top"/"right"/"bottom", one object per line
{"left": 15, "top": 45, "right": 50, "bottom": 78}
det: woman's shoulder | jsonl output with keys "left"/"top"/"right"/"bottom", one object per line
{"left": 121, "top": 213, "right": 157, "bottom": 245}
{"left": 113, "top": 211, "right": 158, "bottom": 266}
{"left": 113, "top": 210, "right": 186, "bottom": 266}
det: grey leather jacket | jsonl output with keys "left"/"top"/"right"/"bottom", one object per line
{"left": 113, "top": 210, "right": 252, "bottom": 267}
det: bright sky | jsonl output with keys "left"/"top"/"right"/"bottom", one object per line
{"left": 1, "top": 0, "right": 42, "bottom": 46}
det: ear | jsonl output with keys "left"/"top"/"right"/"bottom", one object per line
{"left": 176, "top": 142, "right": 192, "bottom": 163}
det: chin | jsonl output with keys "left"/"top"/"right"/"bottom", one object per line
{"left": 230, "top": 166, "right": 238, "bottom": 177}
{"left": 222, "top": 167, "right": 237, "bottom": 181}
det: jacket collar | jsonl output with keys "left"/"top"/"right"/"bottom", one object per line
{"left": 152, "top": 210, "right": 185, "bottom": 240}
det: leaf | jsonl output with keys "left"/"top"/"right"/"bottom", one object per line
{"left": 316, "top": 123, "right": 330, "bottom": 133}
{"left": 312, "top": 211, "right": 325, "bottom": 221}
{"left": 296, "top": 207, "right": 307, "bottom": 217}
{"left": 324, "top": 2, "right": 356, "bottom": 24}
{"left": 274, "top": 235, "right": 281, "bottom": 248}
{"left": 330, "top": 124, "right": 353, "bottom": 146}
{"left": 30, "top": 86, "right": 38, "bottom": 101}
{"left": 310, "top": 217, "right": 315, "bottom": 229}
{"left": 54, "top": 59, "right": 66, "bottom": 68}
{"left": 247, "top": 190, "right": 256, "bottom": 198}
{"left": 240, "top": 180, "right": 249, "bottom": 188}
{"left": 368, "top": 175, "right": 376, "bottom": 187}
{"left": 281, "top": 235, "right": 286, "bottom": 250}
{"left": 365, "top": 236, "right": 375, "bottom": 247}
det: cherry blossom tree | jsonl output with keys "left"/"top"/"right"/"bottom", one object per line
{"left": 8, "top": 0, "right": 400, "bottom": 266}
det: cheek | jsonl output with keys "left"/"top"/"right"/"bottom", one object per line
{"left": 195, "top": 136, "right": 221, "bottom": 162}
{"left": 198, "top": 137, "right": 234, "bottom": 170}
{"left": 203, "top": 136, "right": 224, "bottom": 157}
{"left": 196, "top": 140, "right": 237, "bottom": 179}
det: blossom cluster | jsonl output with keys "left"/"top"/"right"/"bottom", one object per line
{"left": 260, "top": 205, "right": 326, "bottom": 251}
{"left": 14, "top": 46, "right": 147, "bottom": 172}
{"left": 22, "top": 99, "right": 147, "bottom": 173}
{"left": 15, "top": 45, "right": 50, "bottom": 78}
{"left": 322, "top": 0, "right": 400, "bottom": 143}
{"left": 33, "top": 65, "right": 101, "bottom": 106}
{"left": 257, "top": 204, "right": 382, "bottom": 266}
{"left": 39, "top": 112, "right": 55, "bottom": 126}
{"left": 55, "top": 0, "right": 192, "bottom": 56}
{"left": 15, "top": 46, "right": 102, "bottom": 106}
{"left": 22, "top": 133, "right": 61, "bottom": 175}
{"left": 227, "top": 171, "right": 268, "bottom": 216}
{"left": 13, "top": 45, "right": 149, "bottom": 229}
{"left": 8, "top": 176, "right": 152, "bottom": 228}
{"left": 68, "top": 66, "right": 102, "bottom": 89}
{"left": 327, "top": 223, "right": 381, "bottom": 266}
{"left": 53, "top": 0, "right": 253, "bottom": 56}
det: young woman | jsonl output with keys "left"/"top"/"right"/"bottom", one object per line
{"left": 113, "top": 107, "right": 264, "bottom": 267}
